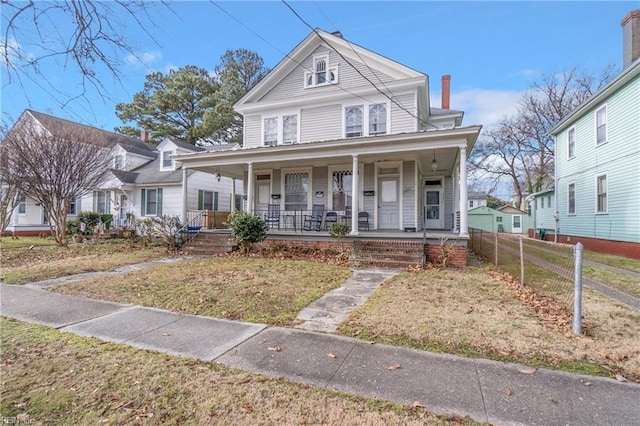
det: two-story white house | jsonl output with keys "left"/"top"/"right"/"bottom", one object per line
{"left": 5, "top": 110, "right": 242, "bottom": 236}
{"left": 175, "top": 29, "right": 481, "bottom": 266}
{"left": 549, "top": 10, "right": 640, "bottom": 259}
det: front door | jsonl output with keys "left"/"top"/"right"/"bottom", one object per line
{"left": 378, "top": 177, "right": 399, "bottom": 229}
{"left": 512, "top": 214, "right": 522, "bottom": 233}
{"left": 255, "top": 175, "right": 271, "bottom": 215}
{"left": 424, "top": 188, "right": 443, "bottom": 228}
{"left": 119, "top": 195, "right": 129, "bottom": 227}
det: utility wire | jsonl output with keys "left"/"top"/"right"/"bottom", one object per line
{"left": 282, "top": 0, "right": 439, "bottom": 129}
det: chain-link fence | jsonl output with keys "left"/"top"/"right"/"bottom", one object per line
{"left": 469, "top": 228, "right": 584, "bottom": 333}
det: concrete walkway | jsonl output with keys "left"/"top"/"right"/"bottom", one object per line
{"left": 2, "top": 271, "right": 640, "bottom": 425}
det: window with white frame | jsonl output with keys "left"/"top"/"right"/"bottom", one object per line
{"left": 283, "top": 115, "right": 298, "bottom": 144}
{"left": 198, "top": 190, "right": 218, "bottom": 211}
{"left": 568, "top": 127, "right": 576, "bottom": 158}
{"left": 596, "top": 174, "right": 607, "bottom": 213}
{"left": 68, "top": 197, "right": 77, "bottom": 215}
{"left": 541, "top": 197, "right": 544, "bottom": 209}
{"left": 332, "top": 170, "right": 352, "bottom": 210}
{"left": 304, "top": 55, "right": 338, "bottom": 88}
{"left": 141, "top": 188, "right": 163, "bottom": 216}
{"left": 568, "top": 183, "right": 576, "bottom": 215}
{"left": 263, "top": 117, "right": 278, "bottom": 146}
{"left": 469, "top": 200, "right": 474, "bottom": 208}
{"left": 162, "top": 150, "right": 174, "bottom": 169}
{"left": 596, "top": 105, "right": 607, "bottom": 145}
{"left": 284, "top": 172, "right": 308, "bottom": 211}
{"left": 17, "top": 194, "right": 26, "bottom": 214}
{"left": 113, "top": 154, "right": 124, "bottom": 170}
{"left": 93, "top": 190, "right": 111, "bottom": 214}
{"left": 369, "top": 104, "right": 387, "bottom": 135}
{"left": 345, "top": 106, "right": 363, "bottom": 138}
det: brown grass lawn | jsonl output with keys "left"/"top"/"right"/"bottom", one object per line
{"left": 338, "top": 266, "right": 640, "bottom": 382}
{"left": 0, "top": 238, "right": 167, "bottom": 285}
{"left": 0, "top": 319, "right": 479, "bottom": 425}
{"left": 52, "top": 257, "right": 353, "bottom": 326}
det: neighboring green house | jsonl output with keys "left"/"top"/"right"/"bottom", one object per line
{"left": 549, "top": 10, "right": 640, "bottom": 259}
{"left": 468, "top": 205, "right": 530, "bottom": 234}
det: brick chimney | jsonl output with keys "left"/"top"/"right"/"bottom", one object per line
{"left": 141, "top": 129, "right": 149, "bottom": 143}
{"left": 622, "top": 10, "right": 640, "bottom": 68}
{"left": 441, "top": 75, "right": 451, "bottom": 110}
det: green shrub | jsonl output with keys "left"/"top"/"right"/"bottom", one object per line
{"left": 101, "top": 214, "right": 113, "bottom": 230}
{"left": 329, "top": 222, "right": 350, "bottom": 252}
{"left": 66, "top": 219, "right": 80, "bottom": 236}
{"left": 225, "top": 210, "right": 267, "bottom": 254}
{"left": 77, "top": 211, "right": 102, "bottom": 235}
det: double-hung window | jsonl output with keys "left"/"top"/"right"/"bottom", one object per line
{"left": 596, "top": 105, "right": 607, "bottom": 145}
{"left": 369, "top": 104, "right": 387, "bottom": 135}
{"left": 264, "top": 117, "right": 278, "bottom": 146}
{"left": 198, "top": 190, "right": 218, "bottom": 211}
{"left": 93, "top": 191, "right": 110, "bottom": 214}
{"left": 113, "top": 154, "right": 123, "bottom": 170}
{"left": 568, "top": 127, "right": 575, "bottom": 158}
{"left": 141, "top": 188, "right": 163, "bottom": 216}
{"left": 284, "top": 172, "right": 308, "bottom": 211}
{"left": 17, "top": 194, "right": 26, "bottom": 214}
{"left": 162, "top": 150, "right": 174, "bottom": 169}
{"left": 345, "top": 106, "right": 363, "bottom": 138}
{"left": 68, "top": 198, "right": 77, "bottom": 215}
{"left": 568, "top": 183, "right": 576, "bottom": 215}
{"left": 283, "top": 115, "right": 298, "bottom": 144}
{"left": 596, "top": 174, "right": 607, "bottom": 213}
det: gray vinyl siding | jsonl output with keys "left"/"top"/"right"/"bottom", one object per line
{"left": 260, "top": 46, "right": 395, "bottom": 103}
{"left": 300, "top": 104, "right": 342, "bottom": 142}
{"left": 555, "top": 73, "right": 640, "bottom": 243}
{"left": 244, "top": 115, "right": 262, "bottom": 148}
{"left": 402, "top": 161, "right": 416, "bottom": 228}
{"left": 312, "top": 167, "right": 328, "bottom": 209}
{"left": 391, "top": 93, "right": 417, "bottom": 134}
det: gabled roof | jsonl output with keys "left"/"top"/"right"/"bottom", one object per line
{"left": 161, "top": 136, "right": 206, "bottom": 152}
{"left": 550, "top": 60, "right": 640, "bottom": 134}
{"left": 235, "top": 28, "right": 426, "bottom": 110}
{"left": 23, "top": 110, "right": 157, "bottom": 157}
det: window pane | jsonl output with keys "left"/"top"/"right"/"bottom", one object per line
{"left": 345, "top": 107, "right": 363, "bottom": 137}
{"left": 381, "top": 180, "right": 397, "bottom": 203}
{"left": 162, "top": 151, "right": 172, "bottom": 168}
{"left": 596, "top": 107, "right": 607, "bottom": 145}
{"left": 147, "top": 189, "right": 157, "bottom": 215}
{"left": 18, "top": 194, "right": 26, "bottom": 214}
{"left": 264, "top": 117, "right": 278, "bottom": 145}
{"left": 426, "top": 191, "right": 439, "bottom": 205}
{"left": 316, "top": 60, "right": 326, "bottom": 84}
{"left": 369, "top": 104, "right": 387, "bottom": 135}
{"left": 568, "top": 128, "right": 575, "bottom": 157}
{"left": 203, "top": 191, "right": 214, "bottom": 210}
{"left": 284, "top": 172, "right": 308, "bottom": 211}
{"left": 513, "top": 216, "right": 521, "bottom": 227}
{"left": 568, "top": 184, "right": 575, "bottom": 214}
{"left": 257, "top": 184, "right": 270, "bottom": 204}
{"left": 283, "top": 115, "right": 297, "bottom": 143}
{"left": 597, "top": 175, "right": 607, "bottom": 212}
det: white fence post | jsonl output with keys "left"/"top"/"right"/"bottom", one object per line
{"left": 573, "top": 242, "right": 584, "bottom": 334}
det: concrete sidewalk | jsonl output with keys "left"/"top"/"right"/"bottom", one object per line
{"left": 1, "top": 282, "right": 639, "bottom": 426}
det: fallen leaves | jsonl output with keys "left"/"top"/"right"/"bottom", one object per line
{"left": 387, "top": 364, "right": 401, "bottom": 370}
{"left": 505, "top": 387, "right": 512, "bottom": 396}
{"left": 267, "top": 347, "right": 281, "bottom": 352}
{"left": 412, "top": 401, "right": 424, "bottom": 408}
{"left": 519, "top": 367, "right": 537, "bottom": 375}
{"left": 327, "top": 353, "right": 337, "bottom": 359}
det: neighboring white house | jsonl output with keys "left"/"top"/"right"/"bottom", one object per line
{"left": 174, "top": 29, "right": 481, "bottom": 265}
{"left": 5, "top": 110, "right": 242, "bottom": 236}
{"left": 525, "top": 188, "right": 557, "bottom": 240}
{"left": 467, "top": 191, "right": 488, "bottom": 210}
{"left": 549, "top": 10, "right": 640, "bottom": 259}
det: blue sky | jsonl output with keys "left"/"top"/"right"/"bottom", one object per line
{"left": 1, "top": 1, "right": 637, "bottom": 133}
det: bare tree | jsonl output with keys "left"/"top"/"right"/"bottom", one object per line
{"left": 0, "top": 146, "right": 20, "bottom": 236}
{"left": 470, "top": 66, "right": 616, "bottom": 206}
{"left": 2, "top": 122, "right": 111, "bottom": 246}
{"left": 2, "top": 1, "right": 165, "bottom": 105}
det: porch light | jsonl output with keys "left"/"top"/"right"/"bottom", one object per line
{"left": 215, "top": 170, "right": 222, "bottom": 182}
{"left": 431, "top": 151, "right": 438, "bottom": 172}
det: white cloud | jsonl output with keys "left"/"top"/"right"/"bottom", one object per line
{"left": 507, "top": 68, "right": 540, "bottom": 80}
{"left": 0, "top": 37, "right": 34, "bottom": 68}
{"left": 125, "top": 50, "right": 162, "bottom": 68}
{"left": 451, "top": 89, "right": 523, "bottom": 130}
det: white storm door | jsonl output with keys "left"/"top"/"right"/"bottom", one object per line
{"left": 378, "top": 177, "right": 399, "bottom": 229}
{"left": 424, "top": 188, "right": 443, "bottom": 229}
{"left": 512, "top": 214, "right": 522, "bottom": 233}
{"left": 256, "top": 177, "right": 271, "bottom": 214}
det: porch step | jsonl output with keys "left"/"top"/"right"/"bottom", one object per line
{"left": 350, "top": 240, "right": 424, "bottom": 269}
{"left": 182, "top": 232, "right": 235, "bottom": 256}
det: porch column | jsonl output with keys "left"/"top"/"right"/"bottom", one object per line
{"left": 350, "top": 154, "right": 359, "bottom": 236}
{"left": 181, "top": 167, "right": 188, "bottom": 225}
{"left": 231, "top": 178, "right": 236, "bottom": 211}
{"left": 459, "top": 147, "right": 469, "bottom": 237}
{"left": 246, "top": 162, "right": 254, "bottom": 214}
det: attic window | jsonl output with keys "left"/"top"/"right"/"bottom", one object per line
{"left": 161, "top": 150, "right": 174, "bottom": 169}
{"left": 305, "top": 55, "right": 338, "bottom": 88}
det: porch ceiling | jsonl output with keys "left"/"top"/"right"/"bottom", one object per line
{"left": 176, "top": 126, "right": 480, "bottom": 179}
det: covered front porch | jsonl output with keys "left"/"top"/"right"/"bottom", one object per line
{"left": 175, "top": 127, "right": 481, "bottom": 241}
